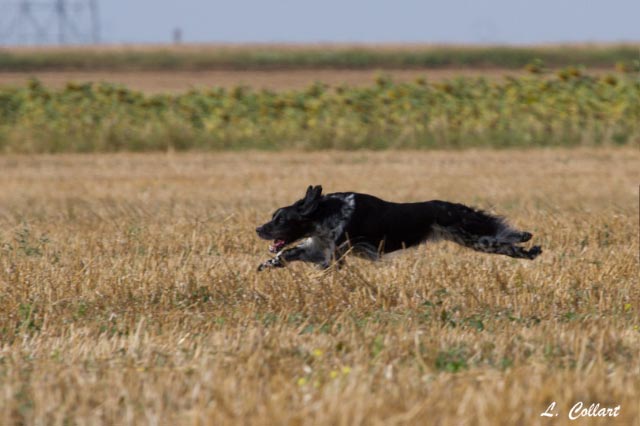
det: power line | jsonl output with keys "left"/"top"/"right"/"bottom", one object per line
{"left": 0, "top": 0, "right": 100, "bottom": 45}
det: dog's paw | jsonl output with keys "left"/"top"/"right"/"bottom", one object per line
{"left": 526, "top": 245, "right": 542, "bottom": 260}
{"left": 257, "top": 258, "right": 284, "bottom": 271}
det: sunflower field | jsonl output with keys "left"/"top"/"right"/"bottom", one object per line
{"left": 0, "top": 71, "right": 638, "bottom": 153}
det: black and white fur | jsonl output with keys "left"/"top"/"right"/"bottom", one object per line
{"left": 255, "top": 185, "right": 541, "bottom": 271}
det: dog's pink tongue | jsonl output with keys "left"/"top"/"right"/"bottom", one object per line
{"left": 269, "top": 239, "right": 286, "bottom": 253}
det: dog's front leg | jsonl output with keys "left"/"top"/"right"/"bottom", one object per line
{"left": 257, "top": 238, "right": 332, "bottom": 271}
{"left": 257, "top": 256, "right": 286, "bottom": 271}
{"left": 256, "top": 247, "right": 303, "bottom": 271}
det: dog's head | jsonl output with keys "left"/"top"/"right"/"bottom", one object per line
{"left": 256, "top": 185, "right": 323, "bottom": 253}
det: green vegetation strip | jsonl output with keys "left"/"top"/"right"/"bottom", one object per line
{"left": 1, "top": 72, "right": 638, "bottom": 153}
{"left": 0, "top": 45, "right": 639, "bottom": 71}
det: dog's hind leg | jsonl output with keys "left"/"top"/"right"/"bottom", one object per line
{"left": 498, "top": 229, "right": 532, "bottom": 243}
{"left": 491, "top": 228, "right": 540, "bottom": 259}
{"left": 433, "top": 221, "right": 541, "bottom": 260}
{"left": 470, "top": 236, "right": 542, "bottom": 260}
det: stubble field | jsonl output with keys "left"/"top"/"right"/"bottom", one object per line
{"left": 0, "top": 148, "right": 637, "bottom": 425}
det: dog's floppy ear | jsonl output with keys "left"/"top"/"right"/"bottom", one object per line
{"left": 299, "top": 185, "right": 323, "bottom": 216}
{"left": 304, "top": 185, "right": 314, "bottom": 199}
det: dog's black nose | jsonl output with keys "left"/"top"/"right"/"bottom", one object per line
{"left": 255, "top": 226, "right": 262, "bottom": 233}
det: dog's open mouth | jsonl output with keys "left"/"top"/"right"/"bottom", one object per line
{"left": 269, "top": 239, "right": 287, "bottom": 253}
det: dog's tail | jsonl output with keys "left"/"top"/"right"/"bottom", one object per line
{"left": 428, "top": 201, "right": 541, "bottom": 260}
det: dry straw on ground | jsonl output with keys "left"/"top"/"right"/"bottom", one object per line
{"left": 0, "top": 148, "right": 638, "bottom": 425}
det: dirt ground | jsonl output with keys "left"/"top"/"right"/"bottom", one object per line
{"left": 0, "top": 68, "right": 532, "bottom": 93}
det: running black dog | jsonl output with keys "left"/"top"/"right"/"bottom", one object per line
{"left": 255, "top": 185, "right": 541, "bottom": 271}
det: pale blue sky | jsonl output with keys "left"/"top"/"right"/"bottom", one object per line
{"left": 2, "top": 0, "right": 640, "bottom": 45}
{"left": 100, "top": 0, "right": 640, "bottom": 44}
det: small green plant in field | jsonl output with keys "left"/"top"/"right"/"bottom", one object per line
{"left": 14, "top": 227, "right": 48, "bottom": 257}
{"left": 435, "top": 346, "right": 469, "bottom": 373}
{"left": 18, "top": 303, "right": 40, "bottom": 332}
{"left": 0, "top": 71, "right": 638, "bottom": 152}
